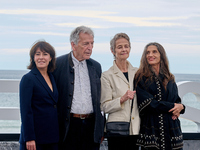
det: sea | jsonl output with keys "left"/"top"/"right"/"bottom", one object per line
{"left": 0, "top": 70, "right": 200, "bottom": 133}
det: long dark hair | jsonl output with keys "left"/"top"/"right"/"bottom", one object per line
{"left": 135, "top": 42, "right": 174, "bottom": 88}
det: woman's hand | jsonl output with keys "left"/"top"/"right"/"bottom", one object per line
{"left": 169, "top": 103, "right": 184, "bottom": 119}
{"left": 172, "top": 114, "right": 180, "bottom": 120}
{"left": 26, "top": 140, "right": 36, "bottom": 150}
{"left": 120, "top": 90, "right": 136, "bottom": 104}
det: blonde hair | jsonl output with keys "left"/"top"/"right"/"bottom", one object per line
{"left": 110, "top": 33, "right": 131, "bottom": 59}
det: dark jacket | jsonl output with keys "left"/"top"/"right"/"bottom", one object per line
{"left": 19, "top": 67, "right": 59, "bottom": 144}
{"left": 53, "top": 53, "right": 104, "bottom": 144}
{"left": 135, "top": 74, "right": 185, "bottom": 150}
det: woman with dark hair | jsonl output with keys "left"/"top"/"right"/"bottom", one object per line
{"left": 134, "top": 42, "right": 185, "bottom": 150}
{"left": 19, "top": 41, "right": 59, "bottom": 150}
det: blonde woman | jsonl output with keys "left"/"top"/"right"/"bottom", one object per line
{"left": 101, "top": 33, "right": 140, "bottom": 150}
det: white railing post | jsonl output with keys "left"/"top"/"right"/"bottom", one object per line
{"left": 0, "top": 79, "right": 20, "bottom": 121}
{"left": 0, "top": 79, "right": 20, "bottom": 93}
{"left": 177, "top": 81, "right": 200, "bottom": 132}
{"left": 0, "top": 107, "right": 20, "bottom": 120}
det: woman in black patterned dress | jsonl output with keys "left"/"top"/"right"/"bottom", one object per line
{"left": 134, "top": 42, "right": 185, "bottom": 150}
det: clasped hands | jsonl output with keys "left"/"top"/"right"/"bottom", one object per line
{"left": 120, "top": 91, "right": 183, "bottom": 121}
{"left": 169, "top": 103, "right": 184, "bottom": 120}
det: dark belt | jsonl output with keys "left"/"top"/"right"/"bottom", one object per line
{"left": 70, "top": 113, "right": 94, "bottom": 119}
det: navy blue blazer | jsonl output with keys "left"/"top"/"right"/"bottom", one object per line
{"left": 53, "top": 52, "right": 104, "bottom": 144}
{"left": 19, "top": 67, "right": 59, "bottom": 144}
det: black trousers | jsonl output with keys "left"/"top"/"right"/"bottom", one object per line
{"left": 107, "top": 135, "right": 139, "bottom": 150}
{"left": 60, "top": 116, "right": 100, "bottom": 150}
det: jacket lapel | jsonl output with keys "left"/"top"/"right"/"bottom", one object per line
{"left": 127, "top": 62, "right": 136, "bottom": 91}
{"left": 49, "top": 73, "right": 58, "bottom": 102}
{"left": 31, "top": 67, "right": 57, "bottom": 102}
{"left": 86, "top": 60, "right": 97, "bottom": 110}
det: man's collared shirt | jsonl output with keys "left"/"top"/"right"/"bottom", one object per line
{"left": 70, "top": 52, "right": 93, "bottom": 114}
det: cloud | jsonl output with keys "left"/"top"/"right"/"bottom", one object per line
{"left": 1, "top": 48, "right": 29, "bottom": 54}
{"left": 0, "top": 9, "right": 115, "bottom": 17}
{"left": 100, "top": 16, "right": 181, "bottom": 27}
{"left": 93, "top": 43, "right": 110, "bottom": 53}
{"left": 54, "top": 23, "right": 104, "bottom": 29}
{"left": 164, "top": 43, "right": 200, "bottom": 55}
{"left": 0, "top": 9, "right": 192, "bottom": 27}
{"left": 1, "top": 38, "right": 199, "bottom": 56}
{"left": 26, "top": 31, "right": 69, "bottom": 36}
{"left": 1, "top": 46, "right": 69, "bottom": 55}
{"left": 93, "top": 42, "right": 200, "bottom": 56}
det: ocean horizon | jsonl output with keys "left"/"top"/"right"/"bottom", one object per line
{"left": 0, "top": 70, "right": 200, "bottom": 133}
{"left": 0, "top": 69, "right": 200, "bottom": 80}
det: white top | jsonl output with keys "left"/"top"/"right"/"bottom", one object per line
{"left": 70, "top": 52, "right": 93, "bottom": 114}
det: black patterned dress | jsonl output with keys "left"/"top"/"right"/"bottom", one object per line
{"left": 135, "top": 74, "right": 185, "bottom": 150}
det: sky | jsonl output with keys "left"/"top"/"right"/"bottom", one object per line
{"left": 0, "top": 0, "right": 200, "bottom": 74}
